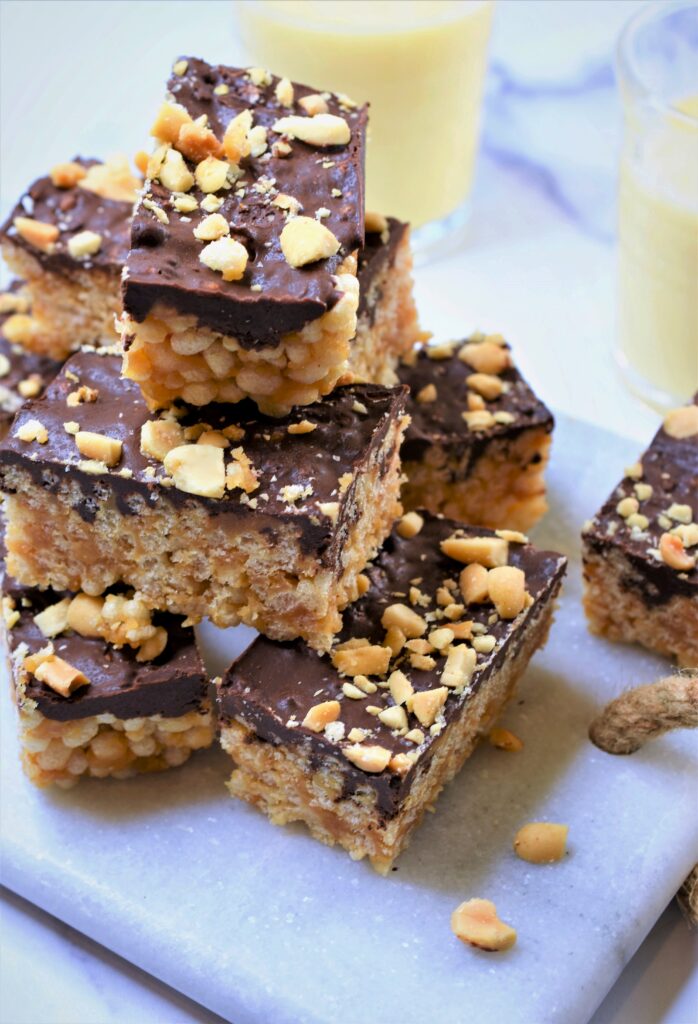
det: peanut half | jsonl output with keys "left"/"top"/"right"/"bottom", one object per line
{"left": 451, "top": 898, "right": 517, "bottom": 952}
{"left": 513, "top": 822, "right": 568, "bottom": 864}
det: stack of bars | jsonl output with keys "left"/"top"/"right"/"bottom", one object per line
{"left": 0, "top": 56, "right": 564, "bottom": 868}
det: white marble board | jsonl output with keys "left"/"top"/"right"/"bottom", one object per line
{"left": 1, "top": 413, "right": 696, "bottom": 1024}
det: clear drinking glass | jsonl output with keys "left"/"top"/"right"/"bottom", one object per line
{"left": 616, "top": 0, "right": 698, "bottom": 411}
{"left": 234, "top": 1, "right": 494, "bottom": 257}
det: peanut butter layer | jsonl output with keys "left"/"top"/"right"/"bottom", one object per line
{"left": 3, "top": 577, "right": 207, "bottom": 722}
{"left": 218, "top": 512, "right": 566, "bottom": 817}
{"left": 0, "top": 284, "right": 63, "bottom": 434}
{"left": 0, "top": 158, "right": 134, "bottom": 275}
{"left": 583, "top": 394, "right": 698, "bottom": 606}
{"left": 0, "top": 349, "right": 406, "bottom": 559}
{"left": 124, "top": 57, "right": 367, "bottom": 346}
{"left": 398, "top": 335, "right": 553, "bottom": 470}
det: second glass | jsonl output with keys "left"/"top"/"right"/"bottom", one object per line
{"left": 235, "top": 1, "right": 494, "bottom": 252}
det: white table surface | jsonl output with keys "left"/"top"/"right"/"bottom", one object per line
{"left": 0, "top": 2, "right": 695, "bottom": 1022}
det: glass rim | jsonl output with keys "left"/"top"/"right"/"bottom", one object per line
{"left": 616, "top": 0, "right": 698, "bottom": 126}
{"left": 235, "top": 0, "right": 491, "bottom": 34}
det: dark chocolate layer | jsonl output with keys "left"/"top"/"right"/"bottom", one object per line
{"left": 218, "top": 513, "right": 566, "bottom": 817}
{"left": 0, "top": 349, "right": 406, "bottom": 560}
{"left": 357, "top": 218, "right": 407, "bottom": 323}
{"left": 3, "top": 578, "right": 206, "bottom": 722}
{"left": 125, "top": 57, "right": 367, "bottom": 346}
{"left": 0, "top": 283, "right": 63, "bottom": 435}
{"left": 398, "top": 339, "right": 553, "bottom": 475}
{"left": 583, "top": 394, "right": 698, "bottom": 604}
{"left": 0, "top": 158, "right": 132, "bottom": 275}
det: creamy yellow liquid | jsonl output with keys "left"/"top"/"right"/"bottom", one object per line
{"left": 236, "top": 0, "right": 493, "bottom": 226}
{"left": 618, "top": 95, "right": 698, "bottom": 406}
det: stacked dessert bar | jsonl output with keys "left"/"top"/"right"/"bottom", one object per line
{"left": 0, "top": 55, "right": 563, "bottom": 868}
{"left": 583, "top": 397, "right": 697, "bottom": 667}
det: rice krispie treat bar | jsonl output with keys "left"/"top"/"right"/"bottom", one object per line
{"left": 0, "top": 283, "right": 63, "bottom": 437}
{"left": 351, "top": 214, "right": 422, "bottom": 385}
{"left": 398, "top": 335, "right": 553, "bottom": 532}
{"left": 2, "top": 573, "right": 213, "bottom": 788}
{"left": 0, "top": 157, "right": 138, "bottom": 358}
{"left": 583, "top": 398, "right": 698, "bottom": 667}
{"left": 217, "top": 512, "right": 566, "bottom": 872}
{"left": 121, "top": 57, "right": 375, "bottom": 415}
{"left": 0, "top": 350, "right": 407, "bottom": 650}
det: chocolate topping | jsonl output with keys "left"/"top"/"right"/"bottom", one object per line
{"left": 124, "top": 57, "right": 367, "bottom": 346}
{"left": 0, "top": 158, "right": 132, "bottom": 275}
{"left": 0, "top": 350, "right": 406, "bottom": 560}
{"left": 398, "top": 340, "right": 553, "bottom": 475}
{"left": 3, "top": 577, "right": 206, "bottom": 722}
{"left": 0, "top": 283, "right": 63, "bottom": 435}
{"left": 357, "top": 218, "right": 407, "bottom": 322}
{"left": 218, "top": 513, "right": 566, "bottom": 817}
{"left": 584, "top": 394, "right": 698, "bottom": 605}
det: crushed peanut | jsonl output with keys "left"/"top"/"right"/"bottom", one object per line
{"left": 513, "top": 822, "right": 568, "bottom": 863}
{"left": 343, "top": 743, "right": 392, "bottom": 773}
{"left": 451, "top": 898, "right": 517, "bottom": 952}
{"left": 33, "top": 655, "right": 89, "bottom": 698}
{"left": 331, "top": 643, "right": 391, "bottom": 677}
{"left": 13, "top": 216, "right": 59, "bottom": 253}
{"left": 279, "top": 216, "right": 340, "bottom": 267}
{"left": 441, "top": 534, "right": 508, "bottom": 568}
{"left": 272, "top": 113, "right": 350, "bottom": 146}
{"left": 486, "top": 566, "right": 526, "bottom": 619}
{"left": 397, "top": 511, "right": 424, "bottom": 539}
{"left": 199, "top": 237, "right": 248, "bottom": 281}
{"left": 381, "top": 602, "right": 426, "bottom": 638}
{"left": 302, "top": 700, "right": 340, "bottom": 732}
{"left": 409, "top": 686, "right": 448, "bottom": 727}
{"left": 163, "top": 443, "right": 226, "bottom": 499}
{"left": 489, "top": 727, "right": 524, "bottom": 751}
{"left": 663, "top": 404, "right": 698, "bottom": 439}
{"left": 659, "top": 532, "right": 696, "bottom": 571}
{"left": 50, "top": 161, "right": 87, "bottom": 188}
{"left": 75, "top": 430, "right": 122, "bottom": 467}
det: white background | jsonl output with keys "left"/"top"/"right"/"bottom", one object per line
{"left": 1, "top": 2, "right": 696, "bottom": 1022}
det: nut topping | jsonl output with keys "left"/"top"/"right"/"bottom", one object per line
{"left": 663, "top": 404, "right": 698, "bottom": 439}
{"left": 199, "top": 237, "right": 248, "bottom": 281}
{"left": 67, "top": 230, "right": 103, "bottom": 260}
{"left": 75, "top": 431, "right": 122, "bottom": 467}
{"left": 279, "top": 216, "right": 340, "bottom": 268}
{"left": 441, "top": 534, "right": 508, "bottom": 568}
{"left": 460, "top": 563, "right": 489, "bottom": 604}
{"left": 409, "top": 686, "right": 448, "bottom": 727}
{"left": 163, "top": 443, "right": 226, "bottom": 498}
{"left": 381, "top": 602, "right": 426, "bottom": 638}
{"left": 33, "top": 598, "right": 72, "bottom": 638}
{"left": 302, "top": 700, "right": 340, "bottom": 732}
{"left": 659, "top": 532, "right": 696, "bottom": 571}
{"left": 298, "top": 93, "right": 329, "bottom": 115}
{"left": 331, "top": 643, "right": 391, "bottom": 677}
{"left": 396, "top": 511, "right": 424, "bottom": 539}
{"left": 343, "top": 743, "right": 392, "bottom": 773}
{"left": 50, "top": 161, "right": 87, "bottom": 188}
{"left": 272, "top": 113, "right": 351, "bottom": 147}
{"left": 486, "top": 565, "right": 526, "bottom": 619}
{"left": 33, "top": 655, "right": 90, "bottom": 697}
{"left": 13, "top": 216, "right": 59, "bottom": 253}
{"left": 441, "top": 645, "right": 476, "bottom": 690}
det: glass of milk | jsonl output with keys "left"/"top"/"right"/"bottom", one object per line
{"left": 616, "top": 0, "right": 698, "bottom": 411}
{"left": 234, "top": 1, "right": 494, "bottom": 256}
